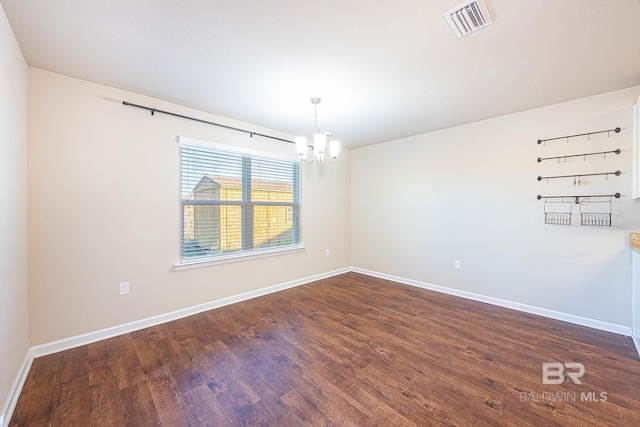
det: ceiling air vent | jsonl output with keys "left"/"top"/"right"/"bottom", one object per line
{"left": 443, "top": 0, "right": 492, "bottom": 39}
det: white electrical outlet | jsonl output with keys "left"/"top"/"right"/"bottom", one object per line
{"left": 454, "top": 260, "right": 461, "bottom": 270}
{"left": 326, "top": 248, "right": 331, "bottom": 256}
{"left": 118, "top": 281, "right": 130, "bottom": 296}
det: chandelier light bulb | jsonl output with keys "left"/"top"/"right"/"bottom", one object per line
{"left": 329, "top": 140, "right": 340, "bottom": 159}
{"left": 295, "top": 136, "right": 308, "bottom": 160}
{"left": 314, "top": 133, "right": 327, "bottom": 154}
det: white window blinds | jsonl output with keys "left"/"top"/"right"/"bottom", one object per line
{"left": 180, "top": 142, "right": 300, "bottom": 263}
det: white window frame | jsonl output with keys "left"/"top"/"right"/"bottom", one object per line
{"left": 175, "top": 137, "right": 303, "bottom": 270}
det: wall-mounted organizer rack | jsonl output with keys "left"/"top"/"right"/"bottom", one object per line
{"left": 537, "top": 149, "right": 620, "bottom": 163}
{"left": 537, "top": 126, "right": 622, "bottom": 226}
{"left": 537, "top": 170, "right": 621, "bottom": 183}
{"left": 537, "top": 127, "right": 620, "bottom": 145}
{"left": 536, "top": 194, "right": 621, "bottom": 226}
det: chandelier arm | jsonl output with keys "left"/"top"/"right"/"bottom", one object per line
{"left": 318, "top": 156, "right": 336, "bottom": 165}
{"left": 300, "top": 153, "right": 316, "bottom": 166}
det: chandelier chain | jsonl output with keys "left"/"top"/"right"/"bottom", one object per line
{"left": 314, "top": 103, "right": 318, "bottom": 134}
{"left": 313, "top": 99, "right": 320, "bottom": 135}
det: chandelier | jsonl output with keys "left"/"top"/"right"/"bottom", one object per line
{"left": 295, "top": 98, "right": 340, "bottom": 165}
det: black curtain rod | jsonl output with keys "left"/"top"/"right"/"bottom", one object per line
{"left": 122, "top": 101, "right": 295, "bottom": 145}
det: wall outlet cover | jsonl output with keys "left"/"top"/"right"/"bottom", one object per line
{"left": 118, "top": 281, "right": 130, "bottom": 295}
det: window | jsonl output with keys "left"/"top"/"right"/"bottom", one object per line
{"left": 180, "top": 140, "right": 300, "bottom": 264}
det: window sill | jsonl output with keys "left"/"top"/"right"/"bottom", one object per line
{"left": 174, "top": 245, "right": 305, "bottom": 271}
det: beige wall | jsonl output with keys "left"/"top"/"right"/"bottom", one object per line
{"left": 0, "top": 3, "right": 29, "bottom": 418}
{"left": 12, "top": 18, "right": 640, "bottom": 358}
{"left": 352, "top": 86, "right": 640, "bottom": 327}
{"left": 28, "top": 68, "right": 351, "bottom": 345}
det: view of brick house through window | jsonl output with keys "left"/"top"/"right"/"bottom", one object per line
{"left": 180, "top": 143, "right": 300, "bottom": 261}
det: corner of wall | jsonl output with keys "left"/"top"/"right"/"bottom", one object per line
{"left": 0, "top": 350, "right": 33, "bottom": 427}
{"left": 0, "top": 3, "right": 30, "bottom": 426}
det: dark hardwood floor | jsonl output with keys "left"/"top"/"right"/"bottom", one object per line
{"left": 9, "top": 272, "right": 640, "bottom": 426}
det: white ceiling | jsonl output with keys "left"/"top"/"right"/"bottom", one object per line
{"left": 2, "top": 0, "right": 640, "bottom": 148}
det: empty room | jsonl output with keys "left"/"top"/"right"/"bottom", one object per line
{"left": 2, "top": 0, "right": 640, "bottom": 426}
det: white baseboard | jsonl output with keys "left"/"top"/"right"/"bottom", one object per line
{"left": 5, "top": 267, "right": 349, "bottom": 425}
{"left": 5, "top": 265, "right": 635, "bottom": 425}
{"left": 634, "top": 336, "right": 640, "bottom": 359}
{"left": 31, "top": 267, "right": 351, "bottom": 358}
{"left": 351, "top": 267, "right": 633, "bottom": 336}
{"left": 1, "top": 349, "right": 34, "bottom": 427}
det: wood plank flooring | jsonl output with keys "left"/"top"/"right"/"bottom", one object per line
{"left": 9, "top": 272, "right": 640, "bottom": 426}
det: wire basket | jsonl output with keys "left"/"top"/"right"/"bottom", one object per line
{"left": 538, "top": 193, "right": 620, "bottom": 227}
{"left": 543, "top": 200, "right": 572, "bottom": 225}
{"left": 579, "top": 198, "right": 613, "bottom": 227}
{"left": 580, "top": 212, "right": 611, "bottom": 226}
{"left": 545, "top": 212, "right": 571, "bottom": 225}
